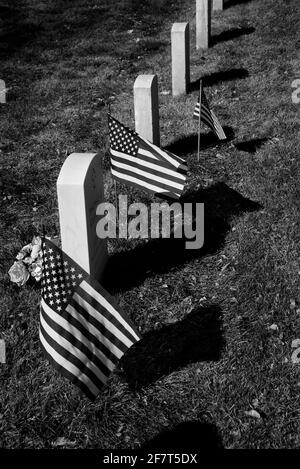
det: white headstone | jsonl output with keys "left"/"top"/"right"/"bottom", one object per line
{"left": 134, "top": 74, "right": 160, "bottom": 145}
{"left": 213, "top": 0, "right": 223, "bottom": 10}
{"left": 0, "top": 339, "right": 5, "bottom": 364}
{"left": 0, "top": 80, "right": 6, "bottom": 104}
{"left": 171, "top": 22, "right": 190, "bottom": 97}
{"left": 196, "top": 0, "right": 212, "bottom": 50}
{"left": 57, "top": 152, "right": 108, "bottom": 281}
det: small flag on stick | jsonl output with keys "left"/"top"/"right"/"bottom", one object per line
{"left": 193, "top": 87, "right": 226, "bottom": 141}
{"left": 108, "top": 115, "right": 188, "bottom": 200}
{"left": 39, "top": 238, "right": 141, "bottom": 400}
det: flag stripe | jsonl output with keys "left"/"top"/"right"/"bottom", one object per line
{"left": 43, "top": 295, "right": 119, "bottom": 367}
{"left": 41, "top": 299, "right": 114, "bottom": 375}
{"left": 86, "top": 274, "right": 142, "bottom": 342}
{"left": 210, "top": 110, "right": 226, "bottom": 139}
{"left": 111, "top": 167, "right": 181, "bottom": 199}
{"left": 111, "top": 157, "right": 185, "bottom": 193}
{"left": 75, "top": 286, "right": 138, "bottom": 349}
{"left": 40, "top": 312, "right": 107, "bottom": 388}
{"left": 39, "top": 329, "right": 96, "bottom": 400}
{"left": 111, "top": 149, "right": 186, "bottom": 181}
{"left": 111, "top": 158, "right": 185, "bottom": 190}
{"left": 67, "top": 299, "right": 125, "bottom": 359}
{"left": 193, "top": 91, "right": 226, "bottom": 140}
{"left": 53, "top": 298, "right": 119, "bottom": 368}
{"left": 110, "top": 164, "right": 184, "bottom": 194}
{"left": 140, "top": 147, "right": 188, "bottom": 173}
{"left": 39, "top": 323, "right": 101, "bottom": 397}
{"left": 111, "top": 154, "right": 185, "bottom": 186}
{"left": 141, "top": 137, "right": 186, "bottom": 168}
{"left": 80, "top": 280, "right": 140, "bottom": 342}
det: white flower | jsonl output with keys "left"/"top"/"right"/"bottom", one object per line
{"left": 16, "top": 243, "right": 32, "bottom": 261}
{"left": 8, "top": 261, "right": 30, "bottom": 286}
{"left": 18, "top": 236, "right": 42, "bottom": 265}
{"left": 16, "top": 251, "right": 26, "bottom": 261}
{"left": 9, "top": 235, "right": 43, "bottom": 286}
{"left": 29, "top": 260, "right": 43, "bottom": 282}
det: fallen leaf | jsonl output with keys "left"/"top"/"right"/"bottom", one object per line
{"left": 291, "top": 338, "right": 300, "bottom": 348}
{"left": 52, "top": 437, "right": 76, "bottom": 447}
{"left": 245, "top": 409, "right": 261, "bottom": 419}
{"left": 252, "top": 398, "right": 259, "bottom": 408}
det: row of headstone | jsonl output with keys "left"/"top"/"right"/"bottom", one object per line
{"left": 172, "top": 0, "right": 224, "bottom": 97}
{"left": 57, "top": 0, "right": 226, "bottom": 279}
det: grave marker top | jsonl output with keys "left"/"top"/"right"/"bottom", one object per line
{"left": 171, "top": 22, "right": 190, "bottom": 96}
{"left": 57, "top": 152, "right": 108, "bottom": 281}
{"left": 134, "top": 74, "right": 160, "bottom": 145}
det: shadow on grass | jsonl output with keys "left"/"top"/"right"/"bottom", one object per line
{"left": 103, "top": 182, "right": 262, "bottom": 293}
{"left": 164, "top": 127, "right": 234, "bottom": 157}
{"left": 225, "top": 0, "right": 254, "bottom": 9}
{"left": 121, "top": 305, "right": 223, "bottom": 389}
{"left": 141, "top": 421, "right": 223, "bottom": 450}
{"left": 234, "top": 137, "right": 270, "bottom": 153}
{"left": 0, "top": 6, "right": 42, "bottom": 59}
{"left": 212, "top": 27, "right": 255, "bottom": 46}
{"left": 189, "top": 68, "right": 249, "bottom": 93}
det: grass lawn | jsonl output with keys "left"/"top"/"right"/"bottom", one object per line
{"left": 0, "top": 0, "right": 299, "bottom": 449}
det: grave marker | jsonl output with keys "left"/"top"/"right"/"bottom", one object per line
{"left": 196, "top": 0, "right": 212, "bottom": 50}
{"left": 0, "top": 80, "right": 6, "bottom": 103}
{"left": 0, "top": 340, "right": 5, "bottom": 364}
{"left": 57, "top": 152, "right": 108, "bottom": 281}
{"left": 171, "top": 22, "right": 190, "bottom": 96}
{"left": 213, "top": 0, "right": 223, "bottom": 10}
{"left": 134, "top": 74, "right": 160, "bottom": 145}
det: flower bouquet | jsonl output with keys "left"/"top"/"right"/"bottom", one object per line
{"left": 8, "top": 236, "right": 43, "bottom": 286}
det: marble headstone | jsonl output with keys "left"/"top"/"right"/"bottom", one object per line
{"left": 134, "top": 74, "right": 160, "bottom": 145}
{"left": 57, "top": 153, "right": 108, "bottom": 282}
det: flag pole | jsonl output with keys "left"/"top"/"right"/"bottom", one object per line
{"left": 107, "top": 101, "right": 119, "bottom": 230}
{"left": 197, "top": 79, "right": 203, "bottom": 162}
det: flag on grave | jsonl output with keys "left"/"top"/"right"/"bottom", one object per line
{"left": 108, "top": 114, "right": 188, "bottom": 200}
{"left": 193, "top": 88, "right": 226, "bottom": 140}
{"left": 39, "top": 238, "right": 141, "bottom": 400}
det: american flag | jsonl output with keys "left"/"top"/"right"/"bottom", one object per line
{"left": 39, "top": 238, "right": 141, "bottom": 400}
{"left": 193, "top": 88, "right": 226, "bottom": 140}
{"left": 108, "top": 114, "right": 188, "bottom": 200}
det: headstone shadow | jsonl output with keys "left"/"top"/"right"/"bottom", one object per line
{"left": 189, "top": 68, "right": 249, "bottom": 93}
{"left": 141, "top": 421, "right": 223, "bottom": 450}
{"left": 103, "top": 182, "right": 262, "bottom": 293}
{"left": 0, "top": 6, "right": 42, "bottom": 59}
{"left": 164, "top": 127, "right": 235, "bottom": 157}
{"left": 211, "top": 26, "right": 255, "bottom": 46}
{"left": 225, "top": 0, "right": 254, "bottom": 9}
{"left": 234, "top": 137, "right": 270, "bottom": 153}
{"left": 121, "top": 304, "right": 224, "bottom": 390}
